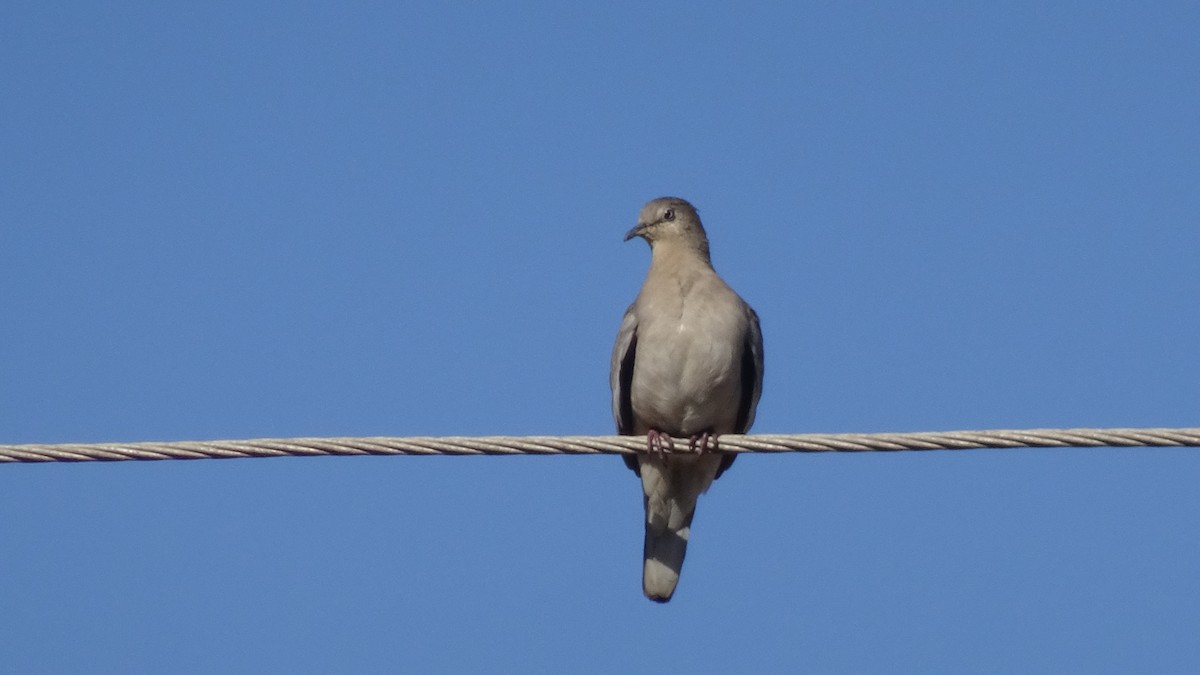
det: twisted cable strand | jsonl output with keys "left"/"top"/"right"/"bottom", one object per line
{"left": 2, "top": 427, "right": 1198, "bottom": 463}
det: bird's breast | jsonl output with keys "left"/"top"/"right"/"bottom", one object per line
{"left": 629, "top": 299, "right": 745, "bottom": 437}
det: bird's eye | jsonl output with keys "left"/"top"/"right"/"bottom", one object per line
{"left": 663, "top": 208, "right": 675, "bottom": 221}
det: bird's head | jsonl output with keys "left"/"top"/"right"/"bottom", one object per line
{"left": 624, "top": 197, "right": 710, "bottom": 258}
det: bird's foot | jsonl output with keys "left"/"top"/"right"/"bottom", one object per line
{"left": 646, "top": 429, "right": 674, "bottom": 460}
{"left": 688, "top": 431, "right": 716, "bottom": 455}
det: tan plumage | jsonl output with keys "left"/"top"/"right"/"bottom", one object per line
{"left": 611, "top": 197, "right": 764, "bottom": 602}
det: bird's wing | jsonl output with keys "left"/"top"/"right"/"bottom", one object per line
{"left": 610, "top": 306, "right": 641, "bottom": 473}
{"left": 735, "top": 305, "right": 764, "bottom": 434}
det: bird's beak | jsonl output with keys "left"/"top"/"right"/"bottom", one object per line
{"left": 624, "top": 222, "right": 647, "bottom": 241}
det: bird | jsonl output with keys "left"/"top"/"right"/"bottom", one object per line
{"left": 610, "top": 196, "right": 764, "bottom": 603}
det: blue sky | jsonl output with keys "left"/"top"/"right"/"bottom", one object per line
{"left": 2, "top": 1, "right": 1199, "bottom": 672}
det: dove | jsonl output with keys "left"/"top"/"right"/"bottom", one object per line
{"left": 611, "top": 197, "right": 764, "bottom": 602}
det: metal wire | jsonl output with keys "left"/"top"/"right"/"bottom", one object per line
{"left": 2, "top": 427, "right": 1198, "bottom": 463}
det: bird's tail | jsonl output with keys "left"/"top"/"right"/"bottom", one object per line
{"left": 642, "top": 503, "right": 695, "bottom": 602}
{"left": 638, "top": 454, "right": 721, "bottom": 602}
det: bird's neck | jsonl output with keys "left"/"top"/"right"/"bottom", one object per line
{"left": 649, "top": 238, "right": 713, "bottom": 271}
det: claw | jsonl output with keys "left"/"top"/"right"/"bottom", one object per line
{"left": 646, "top": 429, "right": 674, "bottom": 460}
{"left": 689, "top": 431, "right": 715, "bottom": 454}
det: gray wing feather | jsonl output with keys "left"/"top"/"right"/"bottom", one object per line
{"left": 716, "top": 305, "right": 763, "bottom": 480}
{"left": 610, "top": 307, "right": 641, "bottom": 473}
{"left": 735, "top": 305, "right": 764, "bottom": 433}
